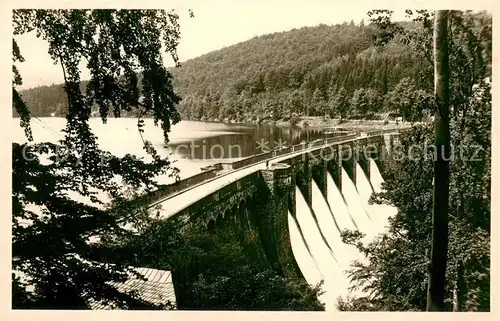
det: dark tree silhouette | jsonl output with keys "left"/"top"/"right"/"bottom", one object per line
{"left": 12, "top": 9, "right": 183, "bottom": 309}
{"left": 427, "top": 10, "right": 450, "bottom": 311}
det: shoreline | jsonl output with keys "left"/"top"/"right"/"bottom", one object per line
{"left": 14, "top": 115, "right": 419, "bottom": 131}
{"left": 197, "top": 116, "right": 419, "bottom": 131}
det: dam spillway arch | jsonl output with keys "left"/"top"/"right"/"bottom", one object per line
{"left": 289, "top": 157, "right": 397, "bottom": 310}
{"left": 148, "top": 132, "right": 402, "bottom": 310}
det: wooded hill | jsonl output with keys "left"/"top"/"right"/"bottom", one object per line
{"left": 15, "top": 21, "right": 431, "bottom": 122}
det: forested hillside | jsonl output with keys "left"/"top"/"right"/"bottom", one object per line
{"left": 16, "top": 21, "right": 430, "bottom": 122}
{"left": 172, "top": 21, "right": 429, "bottom": 122}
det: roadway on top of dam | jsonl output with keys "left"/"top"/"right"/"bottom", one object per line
{"left": 149, "top": 130, "right": 397, "bottom": 219}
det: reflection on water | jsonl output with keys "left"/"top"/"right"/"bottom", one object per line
{"left": 12, "top": 118, "right": 347, "bottom": 180}
{"left": 168, "top": 123, "right": 339, "bottom": 160}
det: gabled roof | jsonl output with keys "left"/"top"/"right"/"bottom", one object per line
{"left": 88, "top": 267, "right": 176, "bottom": 310}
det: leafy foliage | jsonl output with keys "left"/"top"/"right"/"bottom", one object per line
{"left": 337, "top": 10, "right": 491, "bottom": 311}
{"left": 118, "top": 220, "right": 325, "bottom": 310}
{"left": 12, "top": 9, "right": 183, "bottom": 309}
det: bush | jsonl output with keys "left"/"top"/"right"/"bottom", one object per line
{"left": 289, "top": 117, "right": 300, "bottom": 126}
{"left": 124, "top": 221, "right": 324, "bottom": 311}
{"left": 191, "top": 266, "right": 324, "bottom": 310}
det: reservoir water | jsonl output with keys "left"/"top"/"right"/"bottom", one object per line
{"left": 12, "top": 117, "right": 336, "bottom": 183}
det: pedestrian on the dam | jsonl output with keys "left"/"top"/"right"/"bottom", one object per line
{"left": 266, "top": 160, "right": 269, "bottom": 168}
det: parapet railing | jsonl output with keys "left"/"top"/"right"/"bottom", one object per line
{"left": 170, "top": 171, "right": 262, "bottom": 224}
{"left": 127, "top": 168, "right": 220, "bottom": 208}
{"left": 139, "top": 128, "right": 404, "bottom": 207}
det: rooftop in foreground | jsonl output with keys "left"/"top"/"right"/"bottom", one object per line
{"left": 88, "top": 267, "right": 176, "bottom": 310}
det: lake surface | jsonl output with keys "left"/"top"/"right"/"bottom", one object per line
{"left": 167, "top": 121, "right": 342, "bottom": 160}
{"left": 12, "top": 118, "right": 338, "bottom": 183}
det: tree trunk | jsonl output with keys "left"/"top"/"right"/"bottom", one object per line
{"left": 427, "top": 10, "right": 451, "bottom": 311}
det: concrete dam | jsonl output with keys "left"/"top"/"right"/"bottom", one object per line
{"left": 137, "top": 130, "right": 401, "bottom": 311}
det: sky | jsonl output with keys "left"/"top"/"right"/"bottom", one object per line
{"left": 14, "top": 1, "right": 413, "bottom": 89}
